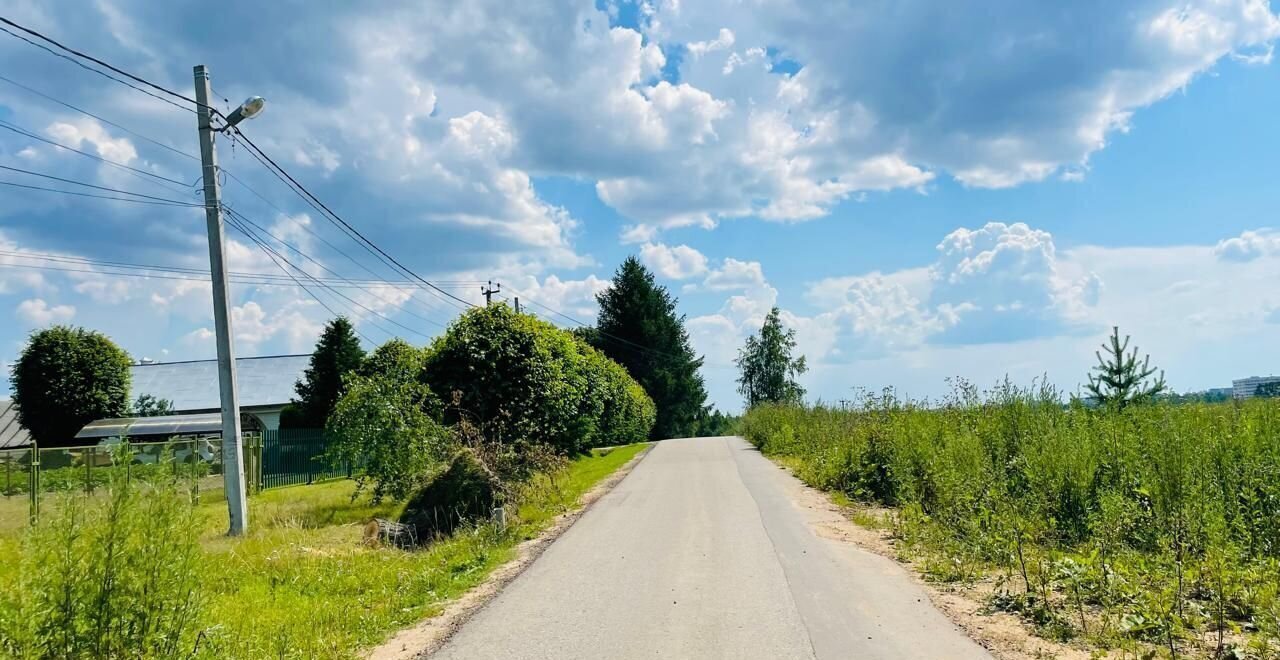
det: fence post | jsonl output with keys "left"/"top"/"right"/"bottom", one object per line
{"left": 125, "top": 439, "right": 131, "bottom": 484}
{"left": 4, "top": 453, "right": 10, "bottom": 496}
{"left": 29, "top": 446, "right": 39, "bottom": 525}
{"left": 86, "top": 447, "right": 94, "bottom": 494}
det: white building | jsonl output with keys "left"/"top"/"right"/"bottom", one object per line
{"left": 1232, "top": 376, "right": 1280, "bottom": 399}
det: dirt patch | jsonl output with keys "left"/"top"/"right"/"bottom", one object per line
{"left": 770, "top": 461, "right": 1092, "bottom": 660}
{"left": 365, "top": 445, "right": 653, "bottom": 660}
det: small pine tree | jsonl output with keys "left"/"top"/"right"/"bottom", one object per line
{"left": 1085, "top": 326, "right": 1166, "bottom": 409}
{"left": 736, "top": 307, "right": 807, "bottom": 408}
{"left": 285, "top": 317, "right": 366, "bottom": 428}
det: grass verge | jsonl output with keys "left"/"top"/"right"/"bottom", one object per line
{"left": 0, "top": 443, "right": 646, "bottom": 659}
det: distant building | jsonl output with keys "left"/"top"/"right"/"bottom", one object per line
{"left": 1232, "top": 376, "right": 1280, "bottom": 399}
{"left": 0, "top": 399, "right": 33, "bottom": 451}
{"left": 130, "top": 354, "right": 309, "bottom": 431}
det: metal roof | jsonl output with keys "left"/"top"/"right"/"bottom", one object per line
{"left": 0, "top": 399, "right": 33, "bottom": 450}
{"left": 76, "top": 413, "right": 224, "bottom": 440}
{"left": 130, "top": 354, "right": 309, "bottom": 412}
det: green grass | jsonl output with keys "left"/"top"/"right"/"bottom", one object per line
{"left": 740, "top": 392, "right": 1280, "bottom": 658}
{"left": 2, "top": 443, "right": 647, "bottom": 659}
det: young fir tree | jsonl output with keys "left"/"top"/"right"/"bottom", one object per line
{"left": 1085, "top": 326, "right": 1167, "bottom": 409}
{"left": 591, "top": 257, "right": 707, "bottom": 440}
{"left": 735, "top": 307, "right": 807, "bottom": 408}
{"left": 284, "top": 316, "right": 366, "bottom": 428}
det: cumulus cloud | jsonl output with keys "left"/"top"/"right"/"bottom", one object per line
{"left": 15, "top": 298, "right": 75, "bottom": 326}
{"left": 640, "top": 242, "right": 709, "bottom": 279}
{"left": 701, "top": 258, "right": 767, "bottom": 291}
{"left": 1215, "top": 228, "right": 1280, "bottom": 261}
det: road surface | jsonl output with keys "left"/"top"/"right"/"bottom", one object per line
{"left": 431, "top": 436, "right": 991, "bottom": 659}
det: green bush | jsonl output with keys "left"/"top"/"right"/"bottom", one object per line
{"left": 0, "top": 474, "right": 204, "bottom": 657}
{"left": 398, "top": 449, "right": 498, "bottom": 539}
{"left": 422, "top": 305, "right": 654, "bottom": 455}
{"left": 740, "top": 387, "right": 1280, "bottom": 652}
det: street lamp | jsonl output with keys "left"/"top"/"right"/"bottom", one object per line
{"left": 193, "top": 66, "right": 264, "bottom": 536}
{"left": 220, "top": 96, "right": 266, "bottom": 130}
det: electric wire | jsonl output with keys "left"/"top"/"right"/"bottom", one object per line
{"left": 0, "top": 73, "right": 200, "bottom": 161}
{"left": 224, "top": 209, "right": 440, "bottom": 341}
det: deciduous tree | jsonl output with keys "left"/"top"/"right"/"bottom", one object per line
{"left": 736, "top": 307, "right": 807, "bottom": 408}
{"left": 10, "top": 325, "right": 132, "bottom": 447}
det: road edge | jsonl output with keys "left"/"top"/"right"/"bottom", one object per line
{"left": 762, "top": 452, "right": 1090, "bottom": 660}
{"left": 365, "top": 443, "right": 655, "bottom": 660}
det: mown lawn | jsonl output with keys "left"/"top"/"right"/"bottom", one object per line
{"left": 1, "top": 443, "right": 646, "bottom": 659}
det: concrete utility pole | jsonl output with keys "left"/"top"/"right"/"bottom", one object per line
{"left": 481, "top": 280, "right": 501, "bottom": 306}
{"left": 513, "top": 297, "right": 520, "bottom": 313}
{"left": 194, "top": 65, "right": 248, "bottom": 536}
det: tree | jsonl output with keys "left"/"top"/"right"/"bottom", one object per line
{"left": 130, "top": 394, "right": 174, "bottom": 417}
{"left": 1255, "top": 381, "right": 1280, "bottom": 398}
{"left": 421, "top": 304, "right": 653, "bottom": 454}
{"left": 326, "top": 374, "right": 452, "bottom": 502}
{"left": 591, "top": 256, "right": 707, "bottom": 439}
{"left": 1085, "top": 326, "right": 1167, "bottom": 409}
{"left": 10, "top": 325, "right": 132, "bottom": 447}
{"left": 284, "top": 317, "right": 366, "bottom": 428}
{"left": 735, "top": 307, "right": 807, "bottom": 408}
{"left": 358, "top": 338, "right": 426, "bottom": 383}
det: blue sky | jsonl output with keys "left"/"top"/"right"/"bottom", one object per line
{"left": 2, "top": 0, "right": 1280, "bottom": 412}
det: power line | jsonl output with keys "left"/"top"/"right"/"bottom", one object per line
{"left": 0, "top": 164, "right": 201, "bottom": 205}
{"left": 0, "top": 179, "right": 201, "bottom": 207}
{"left": 0, "top": 73, "right": 200, "bottom": 161}
{"left": 0, "top": 17, "right": 211, "bottom": 115}
{"left": 222, "top": 205, "right": 450, "bottom": 329}
{"left": 0, "top": 257, "right": 465, "bottom": 292}
{"left": 0, "top": 119, "right": 195, "bottom": 194}
{"left": 0, "top": 248, "right": 486, "bottom": 289}
{"left": 224, "top": 126, "right": 476, "bottom": 310}
{"left": 224, "top": 212, "right": 437, "bottom": 341}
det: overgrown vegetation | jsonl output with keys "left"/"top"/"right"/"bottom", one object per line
{"left": 0, "top": 444, "right": 646, "bottom": 659}
{"left": 740, "top": 386, "right": 1280, "bottom": 657}
{"left": 0, "top": 467, "right": 203, "bottom": 657}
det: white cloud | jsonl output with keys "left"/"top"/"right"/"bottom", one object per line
{"left": 15, "top": 298, "right": 75, "bottom": 326}
{"left": 45, "top": 119, "right": 138, "bottom": 165}
{"left": 701, "top": 257, "right": 767, "bottom": 292}
{"left": 640, "top": 242, "right": 709, "bottom": 279}
{"left": 1215, "top": 228, "right": 1280, "bottom": 261}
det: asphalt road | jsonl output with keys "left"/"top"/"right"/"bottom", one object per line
{"left": 431, "top": 436, "right": 992, "bottom": 659}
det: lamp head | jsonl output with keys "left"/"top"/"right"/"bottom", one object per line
{"left": 223, "top": 96, "right": 266, "bottom": 129}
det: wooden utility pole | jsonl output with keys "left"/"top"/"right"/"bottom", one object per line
{"left": 481, "top": 280, "right": 501, "bottom": 306}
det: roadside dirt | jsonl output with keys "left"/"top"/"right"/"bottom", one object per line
{"left": 365, "top": 444, "right": 653, "bottom": 660}
{"left": 770, "top": 461, "right": 1093, "bottom": 660}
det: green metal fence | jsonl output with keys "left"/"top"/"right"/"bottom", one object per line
{"left": 8, "top": 429, "right": 345, "bottom": 526}
{"left": 259, "top": 428, "right": 349, "bottom": 489}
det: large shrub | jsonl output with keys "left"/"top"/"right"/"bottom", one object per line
{"left": 325, "top": 374, "right": 452, "bottom": 502}
{"left": 10, "top": 325, "right": 132, "bottom": 447}
{"left": 422, "top": 305, "right": 654, "bottom": 455}
{"left": 0, "top": 471, "right": 204, "bottom": 657}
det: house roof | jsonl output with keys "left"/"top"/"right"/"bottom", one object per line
{"left": 76, "top": 413, "right": 224, "bottom": 440}
{"left": 130, "top": 354, "right": 309, "bottom": 413}
{"left": 0, "top": 399, "right": 33, "bottom": 450}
